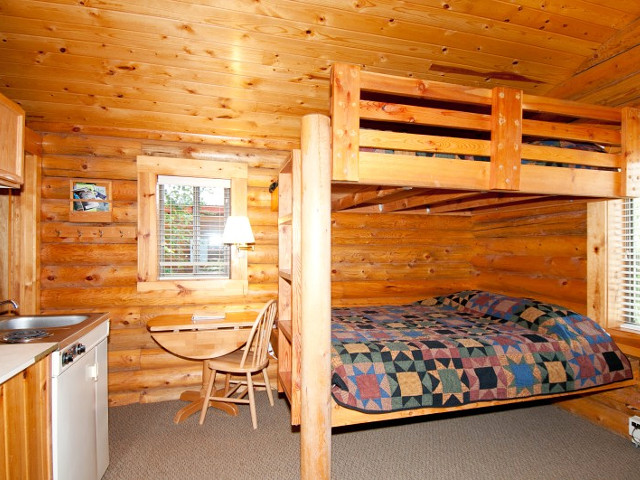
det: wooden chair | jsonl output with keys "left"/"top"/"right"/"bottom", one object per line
{"left": 198, "top": 300, "right": 277, "bottom": 429}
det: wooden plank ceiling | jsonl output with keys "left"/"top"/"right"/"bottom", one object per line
{"left": 1, "top": 0, "right": 640, "bottom": 147}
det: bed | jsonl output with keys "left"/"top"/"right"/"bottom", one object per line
{"left": 331, "top": 290, "right": 633, "bottom": 414}
{"left": 277, "top": 63, "right": 640, "bottom": 478}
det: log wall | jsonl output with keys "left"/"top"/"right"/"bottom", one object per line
{"left": 329, "top": 203, "right": 590, "bottom": 312}
{"left": 38, "top": 132, "right": 287, "bottom": 406}
{"left": 471, "top": 202, "right": 589, "bottom": 315}
{"left": 331, "top": 213, "right": 478, "bottom": 307}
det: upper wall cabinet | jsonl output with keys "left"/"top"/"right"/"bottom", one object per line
{"left": 0, "top": 92, "right": 25, "bottom": 189}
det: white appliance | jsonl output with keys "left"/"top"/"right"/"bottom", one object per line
{"left": 51, "top": 320, "right": 110, "bottom": 480}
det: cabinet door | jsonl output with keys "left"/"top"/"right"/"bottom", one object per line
{"left": 0, "top": 92, "right": 25, "bottom": 188}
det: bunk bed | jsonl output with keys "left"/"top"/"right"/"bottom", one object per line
{"left": 276, "top": 63, "right": 640, "bottom": 479}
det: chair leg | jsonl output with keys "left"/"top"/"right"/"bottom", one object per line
{"left": 262, "top": 369, "right": 274, "bottom": 406}
{"left": 198, "top": 368, "right": 217, "bottom": 425}
{"left": 246, "top": 373, "right": 257, "bottom": 429}
{"left": 223, "top": 373, "right": 231, "bottom": 396}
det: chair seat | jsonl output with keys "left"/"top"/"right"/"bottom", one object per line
{"left": 206, "top": 350, "right": 269, "bottom": 374}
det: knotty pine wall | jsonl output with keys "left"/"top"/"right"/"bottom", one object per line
{"left": 331, "top": 213, "right": 478, "bottom": 307}
{"left": 38, "top": 132, "right": 286, "bottom": 406}
{"left": 472, "top": 202, "right": 588, "bottom": 315}
{"left": 330, "top": 203, "right": 588, "bottom": 314}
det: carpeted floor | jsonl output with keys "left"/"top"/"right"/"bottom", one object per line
{"left": 103, "top": 394, "right": 640, "bottom": 480}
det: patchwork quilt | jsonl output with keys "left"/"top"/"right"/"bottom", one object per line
{"left": 331, "top": 290, "right": 633, "bottom": 413}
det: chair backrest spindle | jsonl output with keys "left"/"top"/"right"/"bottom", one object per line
{"left": 240, "top": 299, "right": 278, "bottom": 369}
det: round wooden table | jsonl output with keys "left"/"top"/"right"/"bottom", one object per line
{"left": 147, "top": 311, "right": 256, "bottom": 424}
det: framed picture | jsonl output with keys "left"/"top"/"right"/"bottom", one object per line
{"left": 69, "top": 179, "right": 113, "bottom": 222}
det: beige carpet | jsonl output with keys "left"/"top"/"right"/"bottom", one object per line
{"left": 103, "top": 394, "right": 640, "bottom": 480}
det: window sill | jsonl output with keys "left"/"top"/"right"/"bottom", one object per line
{"left": 137, "top": 279, "right": 248, "bottom": 295}
{"left": 607, "top": 327, "right": 640, "bottom": 359}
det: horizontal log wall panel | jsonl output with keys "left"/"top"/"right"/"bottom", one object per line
{"left": 40, "top": 264, "right": 277, "bottom": 289}
{"left": 472, "top": 202, "right": 588, "bottom": 314}
{"left": 109, "top": 348, "right": 196, "bottom": 372}
{"left": 331, "top": 263, "right": 475, "bottom": 282}
{"left": 41, "top": 199, "right": 136, "bottom": 223}
{"left": 331, "top": 212, "right": 478, "bottom": 306}
{"left": 108, "top": 365, "right": 202, "bottom": 392}
{"left": 471, "top": 255, "right": 585, "bottom": 279}
{"left": 43, "top": 178, "right": 137, "bottom": 201}
{"left": 39, "top": 132, "right": 284, "bottom": 406}
{"left": 332, "top": 280, "right": 478, "bottom": 300}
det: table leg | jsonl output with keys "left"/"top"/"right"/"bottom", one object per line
{"left": 172, "top": 362, "right": 239, "bottom": 424}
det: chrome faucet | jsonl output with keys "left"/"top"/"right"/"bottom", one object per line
{"left": 0, "top": 299, "right": 19, "bottom": 313}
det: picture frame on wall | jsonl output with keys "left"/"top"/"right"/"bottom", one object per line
{"left": 69, "top": 179, "right": 113, "bottom": 222}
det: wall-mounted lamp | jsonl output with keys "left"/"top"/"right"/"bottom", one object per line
{"left": 222, "top": 215, "right": 255, "bottom": 251}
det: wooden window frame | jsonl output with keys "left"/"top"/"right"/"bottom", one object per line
{"left": 137, "top": 155, "right": 248, "bottom": 294}
{"left": 588, "top": 200, "right": 640, "bottom": 357}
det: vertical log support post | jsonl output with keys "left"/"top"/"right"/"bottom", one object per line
{"left": 490, "top": 87, "right": 522, "bottom": 191}
{"left": 621, "top": 107, "right": 640, "bottom": 197}
{"left": 331, "top": 63, "right": 360, "bottom": 182}
{"left": 300, "top": 114, "right": 332, "bottom": 480}
{"left": 587, "top": 201, "right": 607, "bottom": 326}
{"left": 19, "top": 150, "right": 41, "bottom": 313}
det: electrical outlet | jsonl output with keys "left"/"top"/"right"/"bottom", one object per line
{"left": 629, "top": 415, "right": 640, "bottom": 436}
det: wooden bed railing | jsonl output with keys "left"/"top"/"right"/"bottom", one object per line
{"left": 330, "top": 63, "right": 640, "bottom": 198}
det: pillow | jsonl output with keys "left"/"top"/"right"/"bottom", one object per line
{"left": 416, "top": 290, "right": 484, "bottom": 310}
{"left": 419, "top": 290, "right": 606, "bottom": 344}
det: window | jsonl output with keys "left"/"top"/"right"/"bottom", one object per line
{"left": 621, "top": 198, "right": 640, "bottom": 328}
{"left": 157, "top": 176, "right": 231, "bottom": 279}
{"left": 137, "top": 156, "right": 248, "bottom": 293}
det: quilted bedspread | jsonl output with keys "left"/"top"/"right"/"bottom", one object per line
{"left": 331, "top": 290, "right": 633, "bottom": 413}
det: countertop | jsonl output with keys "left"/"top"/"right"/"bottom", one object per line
{"left": 0, "top": 312, "right": 110, "bottom": 385}
{"left": 0, "top": 342, "right": 57, "bottom": 384}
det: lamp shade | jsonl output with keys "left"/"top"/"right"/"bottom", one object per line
{"left": 222, "top": 215, "right": 255, "bottom": 245}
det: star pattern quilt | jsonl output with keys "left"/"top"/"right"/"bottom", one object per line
{"left": 331, "top": 290, "right": 633, "bottom": 413}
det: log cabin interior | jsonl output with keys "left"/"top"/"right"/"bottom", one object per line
{"left": 1, "top": 1, "right": 640, "bottom": 478}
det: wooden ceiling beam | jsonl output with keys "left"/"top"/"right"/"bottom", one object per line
{"left": 331, "top": 186, "right": 412, "bottom": 211}
{"left": 345, "top": 191, "right": 478, "bottom": 214}
{"left": 426, "top": 194, "right": 551, "bottom": 214}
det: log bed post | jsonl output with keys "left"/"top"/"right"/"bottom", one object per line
{"left": 300, "top": 114, "right": 332, "bottom": 479}
{"left": 331, "top": 63, "right": 360, "bottom": 182}
{"left": 490, "top": 86, "right": 522, "bottom": 191}
{"left": 621, "top": 107, "right": 640, "bottom": 197}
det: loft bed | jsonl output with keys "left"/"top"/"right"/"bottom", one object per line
{"left": 276, "top": 64, "right": 640, "bottom": 479}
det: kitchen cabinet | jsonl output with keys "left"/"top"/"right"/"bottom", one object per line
{"left": 0, "top": 354, "right": 52, "bottom": 480}
{"left": 0, "top": 92, "right": 25, "bottom": 189}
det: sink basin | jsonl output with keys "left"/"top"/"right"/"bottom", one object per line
{"left": 0, "top": 312, "right": 108, "bottom": 347}
{"left": 0, "top": 315, "right": 90, "bottom": 330}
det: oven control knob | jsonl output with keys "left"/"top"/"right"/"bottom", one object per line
{"left": 75, "top": 343, "right": 86, "bottom": 355}
{"left": 62, "top": 351, "right": 74, "bottom": 365}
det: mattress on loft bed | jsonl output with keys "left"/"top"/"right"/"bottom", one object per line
{"left": 331, "top": 290, "right": 632, "bottom": 413}
{"left": 360, "top": 139, "right": 612, "bottom": 170}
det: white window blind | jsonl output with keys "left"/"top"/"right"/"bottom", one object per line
{"left": 157, "top": 175, "right": 231, "bottom": 279}
{"left": 622, "top": 198, "right": 640, "bottom": 326}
